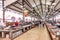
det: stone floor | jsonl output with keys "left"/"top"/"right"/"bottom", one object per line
{"left": 14, "top": 26, "right": 51, "bottom": 40}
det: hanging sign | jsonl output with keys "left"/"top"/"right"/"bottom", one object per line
{"left": 24, "top": 10, "right": 29, "bottom": 17}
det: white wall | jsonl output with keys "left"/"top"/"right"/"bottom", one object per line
{"left": 5, "top": 10, "right": 23, "bottom": 22}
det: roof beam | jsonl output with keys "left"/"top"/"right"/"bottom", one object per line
{"left": 33, "top": 0, "right": 41, "bottom": 14}
{"left": 23, "top": 0, "right": 42, "bottom": 18}
{"left": 33, "top": 7, "right": 42, "bottom": 19}
{"left": 48, "top": 5, "right": 50, "bottom": 12}
{"left": 24, "top": 0, "right": 33, "bottom": 9}
{"left": 24, "top": 0, "right": 32, "bottom": 9}
{"left": 11, "top": 4, "right": 23, "bottom": 10}
{"left": 7, "top": 7, "right": 23, "bottom": 13}
{"left": 46, "top": 0, "right": 57, "bottom": 17}
{"left": 16, "top": 1, "right": 37, "bottom": 14}
{"left": 45, "top": 0, "right": 47, "bottom": 11}
{"left": 24, "top": 0, "right": 40, "bottom": 17}
{"left": 44, "top": 0, "right": 47, "bottom": 18}
{"left": 47, "top": 8, "right": 60, "bottom": 18}
{"left": 39, "top": 0, "right": 43, "bottom": 15}
{"left": 32, "top": 11, "right": 38, "bottom": 17}
{"left": 50, "top": 0, "right": 55, "bottom": 4}
{"left": 52, "top": 8, "right": 60, "bottom": 13}
{"left": 54, "top": 1, "right": 60, "bottom": 10}
{"left": 16, "top": 1, "right": 38, "bottom": 17}
{"left": 6, "top": 1, "right": 17, "bottom": 8}
{"left": 6, "top": 1, "right": 23, "bottom": 13}
{"left": 16, "top": 1, "right": 33, "bottom": 12}
{"left": 17, "top": 0, "right": 40, "bottom": 15}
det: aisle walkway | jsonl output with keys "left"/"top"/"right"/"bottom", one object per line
{"left": 14, "top": 26, "right": 51, "bottom": 40}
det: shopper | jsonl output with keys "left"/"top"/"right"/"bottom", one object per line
{"left": 43, "top": 22, "right": 45, "bottom": 27}
{"left": 39, "top": 21, "right": 41, "bottom": 28}
{"left": 15, "top": 21, "right": 18, "bottom": 27}
{"left": 42, "top": 21, "right": 45, "bottom": 28}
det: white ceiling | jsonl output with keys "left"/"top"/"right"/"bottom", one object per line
{"left": 4, "top": 0, "right": 17, "bottom": 7}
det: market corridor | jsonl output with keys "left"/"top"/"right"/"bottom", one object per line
{"left": 14, "top": 26, "right": 51, "bottom": 40}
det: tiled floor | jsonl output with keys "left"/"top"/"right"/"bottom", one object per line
{"left": 14, "top": 26, "right": 51, "bottom": 40}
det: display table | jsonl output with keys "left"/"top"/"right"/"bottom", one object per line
{"left": 46, "top": 23, "right": 60, "bottom": 40}
{"left": 0, "top": 27, "right": 23, "bottom": 40}
{"left": 22, "top": 24, "right": 32, "bottom": 32}
{"left": 0, "top": 24, "right": 36, "bottom": 40}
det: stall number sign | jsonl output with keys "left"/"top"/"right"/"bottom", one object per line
{"left": 11, "top": 17, "right": 15, "bottom": 22}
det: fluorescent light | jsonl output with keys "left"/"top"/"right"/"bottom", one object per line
{"left": 46, "top": 3, "right": 51, "bottom": 5}
{"left": 32, "top": 4, "right": 36, "bottom": 7}
{"left": 21, "top": 6, "right": 23, "bottom": 8}
{"left": 52, "top": 3, "right": 56, "bottom": 5}
{"left": 36, "top": 3, "right": 39, "bottom": 5}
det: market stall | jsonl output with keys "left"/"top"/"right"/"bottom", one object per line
{"left": 46, "top": 23, "right": 60, "bottom": 40}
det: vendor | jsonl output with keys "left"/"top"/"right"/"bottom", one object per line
{"left": 15, "top": 21, "right": 18, "bottom": 27}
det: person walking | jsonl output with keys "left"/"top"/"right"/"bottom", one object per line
{"left": 39, "top": 21, "right": 42, "bottom": 28}
{"left": 42, "top": 21, "right": 45, "bottom": 28}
